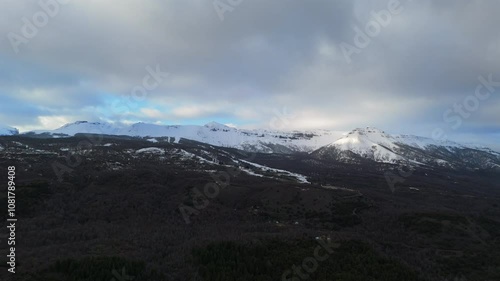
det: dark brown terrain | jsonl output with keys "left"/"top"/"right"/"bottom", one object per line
{"left": 0, "top": 135, "right": 499, "bottom": 281}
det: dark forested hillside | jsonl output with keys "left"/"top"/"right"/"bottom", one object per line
{"left": 0, "top": 135, "right": 499, "bottom": 281}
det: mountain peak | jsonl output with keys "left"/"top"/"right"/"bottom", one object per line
{"left": 349, "top": 127, "right": 385, "bottom": 135}
{"left": 204, "top": 121, "right": 230, "bottom": 129}
{"left": 0, "top": 125, "right": 19, "bottom": 136}
{"left": 60, "top": 120, "right": 85, "bottom": 128}
{"left": 319, "top": 127, "right": 403, "bottom": 163}
{"left": 334, "top": 127, "right": 392, "bottom": 146}
{"left": 59, "top": 120, "right": 106, "bottom": 129}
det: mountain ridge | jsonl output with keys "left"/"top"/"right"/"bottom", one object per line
{"left": 313, "top": 126, "right": 500, "bottom": 169}
{"left": 23, "top": 120, "right": 345, "bottom": 153}
{"left": 5, "top": 121, "right": 499, "bottom": 166}
{"left": 0, "top": 125, "right": 19, "bottom": 136}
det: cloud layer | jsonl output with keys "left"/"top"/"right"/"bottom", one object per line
{"left": 0, "top": 0, "right": 499, "bottom": 148}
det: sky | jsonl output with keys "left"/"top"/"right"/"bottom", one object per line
{"left": 0, "top": 0, "right": 499, "bottom": 149}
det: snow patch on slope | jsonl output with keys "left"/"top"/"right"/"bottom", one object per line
{"left": 136, "top": 147, "right": 165, "bottom": 154}
{"left": 239, "top": 160, "right": 309, "bottom": 183}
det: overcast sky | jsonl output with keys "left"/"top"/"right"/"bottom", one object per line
{"left": 0, "top": 0, "right": 499, "bottom": 149}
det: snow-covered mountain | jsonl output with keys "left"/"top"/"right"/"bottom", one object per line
{"left": 28, "top": 121, "right": 121, "bottom": 136}
{"left": 312, "top": 127, "right": 500, "bottom": 169}
{"left": 0, "top": 125, "right": 19, "bottom": 136}
{"left": 27, "top": 121, "right": 345, "bottom": 153}
{"left": 317, "top": 127, "right": 406, "bottom": 163}
{"left": 21, "top": 122, "right": 500, "bottom": 169}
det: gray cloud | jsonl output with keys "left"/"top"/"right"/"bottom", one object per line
{"left": 0, "top": 0, "right": 498, "bottom": 147}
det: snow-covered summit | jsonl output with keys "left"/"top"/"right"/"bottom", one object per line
{"left": 203, "top": 121, "right": 236, "bottom": 132}
{"left": 392, "top": 134, "right": 465, "bottom": 150}
{"left": 21, "top": 121, "right": 499, "bottom": 167}
{"left": 204, "top": 121, "right": 230, "bottom": 129}
{"left": 26, "top": 121, "right": 345, "bottom": 153}
{"left": 314, "top": 127, "right": 500, "bottom": 168}
{"left": 351, "top": 127, "right": 386, "bottom": 134}
{"left": 326, "top": 127, "right": 481, "bottom": 156}
{"left": 324, "top": 127, "right": 403, "bottom": 163}
{"left": 0, "top": 125, "right": 19, "bottom": 136}
{"left": 50, "top": 121, "right": 120, "bottom": 136}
